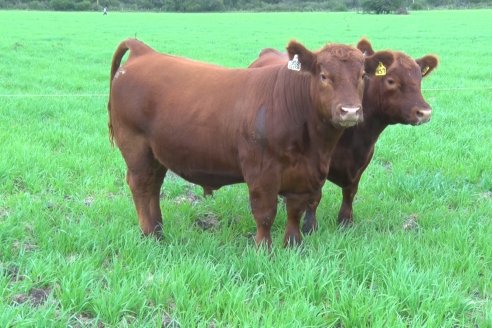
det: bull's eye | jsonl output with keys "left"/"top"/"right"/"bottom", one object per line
{"left": 320, "top": 73, "right": 327, "bottom": 82}
{"left": 386, "top": 78, "right": 396, "bottom": 86}
{"left": 361, "top": 72, "right": 367, "bottom": 79}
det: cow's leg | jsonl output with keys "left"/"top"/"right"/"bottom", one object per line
{"left": 337, "top": 184, "right": 358, "bottom": 226}
{"left": 284, "top": 195, "right": 309, "bottom": 246}
{"left": 301, "top": 192, "right": 322, "bottom": 234}
{"left": 127, "top": 164, "right": 166, "bottom": 236}
{"left": 247, "top": 186, "right": 278, "bottom": 249}
{"left": 120, "top": 140, "right": 167, "bottom": 237}
{"left": 285, "top": 190, "right": 321, "bottom": 246}
{"left": 241, "top": 149, "right": 282, "bottom": 248}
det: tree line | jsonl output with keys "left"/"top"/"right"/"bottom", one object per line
{"left": 1, "top": 0, "right": 491, "bottom": 12}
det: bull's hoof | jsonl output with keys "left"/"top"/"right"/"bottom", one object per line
{"left": 338, "top": 218, "right": 354, "bottom": 227}
{"left": 141, "top": 224, "right": 163, "bottom": 240}
{"left": 255, "top": 235, "right": 273, "bottom": 251}
{"left": 284, "top": 234, "right": 302, "bottom": 247}
{"left": 301, "top": 222, "right": 318, "bottom": 235}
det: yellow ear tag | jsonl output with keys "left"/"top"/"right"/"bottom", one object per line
{"left": 422, "top": 66, "right": 430, "bottom": 76}
{"left": 375, "top": 62, "right": 386, "bottom": 76}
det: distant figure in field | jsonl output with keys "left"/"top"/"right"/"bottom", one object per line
{"left": 103, "top": 7, "right": 108, "bottom": 15}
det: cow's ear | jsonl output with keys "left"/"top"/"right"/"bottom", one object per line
{"left": 416, "top": 55, "right": 438, "bottom": 77}
{"left": 286, "top": 40, "right": 317, "bottom": 73}
{"left": 364, "top": 51, "right": 394, "bottom": 77}
{"left": 357, "top": 38, "right": 375, "bottom": 56}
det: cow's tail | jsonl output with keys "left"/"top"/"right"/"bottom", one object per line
{"left": 107, "top": 39, "right": 152, "bottom": 146}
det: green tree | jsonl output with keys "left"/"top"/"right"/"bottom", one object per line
{"left": 362, "top": 0, "right": 404, "bottom": 13}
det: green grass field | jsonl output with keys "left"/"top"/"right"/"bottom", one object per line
{"left": 1, "top": 9, "right": 491, "bottom": 327}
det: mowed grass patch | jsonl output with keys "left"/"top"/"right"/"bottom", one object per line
{"left": 1, "top": 9, "right": 491, "bottom": 326}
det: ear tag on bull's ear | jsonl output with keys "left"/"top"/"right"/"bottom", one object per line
{"left": 375, "top": 62, "right": 387, "bottom": 76}
{"left": 422, "top": 66, "right": 430, "bottom": 76}
{"left": 287, "top": 54, "right": 301, "bottom": 71}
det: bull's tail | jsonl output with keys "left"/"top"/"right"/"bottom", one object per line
{"left": 107, "top": 39, "right": 153, "bottom": 146}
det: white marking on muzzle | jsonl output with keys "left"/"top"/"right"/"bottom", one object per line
{"left": 341, "top": 106, "right": 361, "bottom": 114}
{"left": 338, "top": 106, "right": 362, "bottom": 127}
{"left": 417, "top": 109, "right": 432, "bottom": 124}
{"left": 419, "top": 109, "right": 432, "bottom": 117}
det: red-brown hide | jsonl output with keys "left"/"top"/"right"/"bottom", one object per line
{"left": 108, "top": 39, "right": 365, "bottom": 247}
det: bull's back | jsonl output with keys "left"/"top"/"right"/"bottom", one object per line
{"left": 249, "top": 50, "right": 288, "bottom": 69}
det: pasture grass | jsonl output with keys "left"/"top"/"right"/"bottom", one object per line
{"left": 1, "top": 9, "right": 492, "bottom": 327}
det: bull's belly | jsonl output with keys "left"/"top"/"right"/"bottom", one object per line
{"left": 173, "top": 169, "right": 244, "bottom": 189}
{"left": 148, "top": 131, "right": 241, "bottom": 181}
{"left": 160, "top": 157, "right": 244, "bottom": 189}
{"left": 150, "top": 144, "right": 244, "bottom": 189}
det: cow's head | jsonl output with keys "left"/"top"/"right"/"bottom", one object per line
{"left": 287, "top": 41, "right": 365, "bottom": 128}
{"left": 359, "top": 38, "right": 439, "bottom": 125}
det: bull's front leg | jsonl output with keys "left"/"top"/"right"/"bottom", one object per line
{"left": 248, "top": 187, "right": 279, "bottom": 248}
{"left": 301, "top": 191, "right": 322, "bottom": 234}
{"left": 337, "top": 183, "right": 358, "bottom": 226}
{"left": 284, "top": 195, "right": 307, "bottom": 247}
{"left": 284, "top": 190, "right": 321, "bottom": 246}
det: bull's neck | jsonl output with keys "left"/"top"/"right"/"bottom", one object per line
{"left": 278, "top": 69, "right": 314, "bottom": 124}
{"left": 356, "top": 110, "right": 388, "bottom": 145}
{"left": 276, "top": 68, "right": 343, "bottom": 156}
{"left": 310, "top": 104, "right": 347, "bottom": 159}
{"left": 334, "top": 83, "right": 390, "bottom": 158}
{"left": 357, "top": 80, "right": 390, "bottom": 141}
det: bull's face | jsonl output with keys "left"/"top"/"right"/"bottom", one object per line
{"left": 287, "top": 41, "right": 365, "bottom": 128}
{"left": 360, "top": 39, "right": 439, "bottom": 126}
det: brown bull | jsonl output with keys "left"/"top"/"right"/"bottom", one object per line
{"left": 108, "top": 39, "right": 367, "bottom": 247}
{"left": 247, "top": 39, "right": 438, "bottom": 232}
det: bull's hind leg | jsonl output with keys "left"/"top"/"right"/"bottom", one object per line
{"left": 127, "top": 164, "right": 166, "bottom": 236}
{"left": 119, "top": 139, "right": 167, "bottom": 237}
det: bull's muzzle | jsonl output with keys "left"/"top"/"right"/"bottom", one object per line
{"left": 337, "top": 105, "right": 363, "bottom": 127}
{"left": 415, "top": 108, "right": 432, "bottom": 125}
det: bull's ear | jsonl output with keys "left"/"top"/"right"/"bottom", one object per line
{"left": 357, "top": 38, "right": 375, "bottom": 56}
{"left": 364, "top": 51, "right": 394, "bottom": 77}
{"left": 286, "top": 40, "right": 317, "bottom": 73}
{"left": 416, "top": 55, "right": 438, "bottom": 77}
